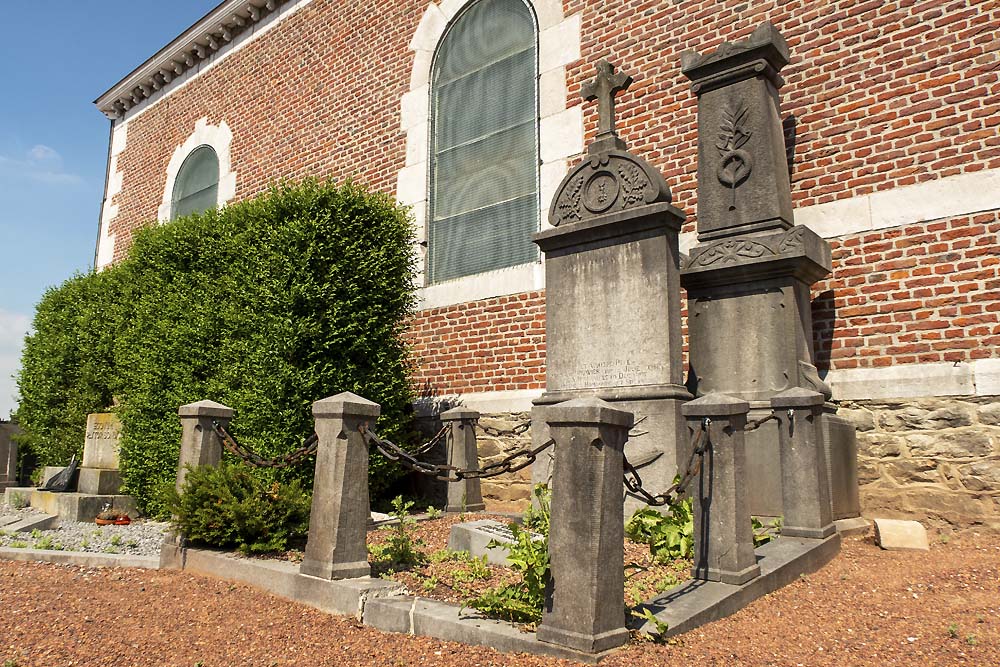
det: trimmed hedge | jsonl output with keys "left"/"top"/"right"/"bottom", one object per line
{"left": 16, "top": 179, "right": 418, "bottom": 516}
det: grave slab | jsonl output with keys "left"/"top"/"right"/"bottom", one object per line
{"left": 873, "top": 518, "right": 929, "bottom": 551}
{"left": 633, "top": 533, "right": 841, "bottom": 638}
{"left": 447, "top": 519, "right": 542, "bottom": 565}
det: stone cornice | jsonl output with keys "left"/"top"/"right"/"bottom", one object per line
{"left": 93, "top": 0, "right": 287, "bottom": 119}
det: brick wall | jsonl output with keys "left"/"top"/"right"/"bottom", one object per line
{"left": 102, "top": 0, "right": 1000, "bottom": 396}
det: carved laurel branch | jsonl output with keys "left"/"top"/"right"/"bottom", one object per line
{"left": 716, "top": 99, "right": 752, "bottom": 156}
{"left": 555, "top": 174, "right": 584, "bottom": 224}
{"left": 684, "top": 226, "right": 806, "bottom": 268}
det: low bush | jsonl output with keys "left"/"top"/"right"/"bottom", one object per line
{"left": 168, "top": 462, "right": 311, "bottom": 554}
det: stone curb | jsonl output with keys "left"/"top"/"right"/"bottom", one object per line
{"left": 5, "top": 512, "right": 59, "bottom": 533}
{"left": 0, "top": 547, "right": 161, "bottom": 569}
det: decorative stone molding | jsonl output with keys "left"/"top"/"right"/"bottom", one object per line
{"left": 158, "top": 119, "right": 237, "bottom": 223}
{"left": 94, "top": 0, "right": 310, "bottom": 121}
{"left": 95, "top": 122, "right": 129, "bottom": 270}
{"left": 399, "top": 0, "right": 583, "bottom": 303}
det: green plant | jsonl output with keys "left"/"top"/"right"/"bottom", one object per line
{"left": 103, "top": 546, "right": 120, "bottom": 554}
{"left": 966, "top": 635, "right": 978, "bottom": 646}
{"left": 626, "top": 499, "right": 694, "bottom": 563}
{"left": 7, "top": 492, "right": 28, "bottom": 510}
{"left": 631, "top": 607, "right": 670, "bottom": 641}
{"left": 377, "top": 496, "right": 425, "bottom": 568}
{"left": 168, "top": 462, "right": 312, "bottom": 554}
{"left": 451, "top": 555, "right": 490, "bottom": 582}
{"left": 521, "top": 483, "right": 551, "bottom": 534}
{"left": 8, "top": 541, "right": 27, "bottom": 549}
{"left": 4, "top": 659, "right": 20, "bottom": 667}
{"left": 425, "top": 506, "right": 442, "bottom": 520}
{"left": 465, "top": 523, "right": 549, "bottom": 625}
{"left": 421, "top": 575, "right": 439, "bottom": 591}
{"left": 110, "top": 534, "right": 122, "bottom": 547}
{"left": 947, "top": 623, "right": 959, "bottom": 639}
{"left": 33, "top": 536, "right": 55, "bottom": 550}
{"left": 752, "top": 516, "right": 782, "bottom": 547}
{"left": 428, "top": 548, "right": 469, "bottom": 564}
{"left": 29, "top": 529, "right": 42, "bottom": 539}
{"left": 15, "top": 178, "right": 418, "bottom": 517}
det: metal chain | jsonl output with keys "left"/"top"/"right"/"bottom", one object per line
{"left": 744, "top": 412, "right": 778, "bottom": 432}
{"left": 360, "top": 423, "right": 554, "bottom": 482}
{"left": 478, "top": 420, "right": 532, "bottom": 438}
{"left": 211, "top": 420, "right": 319, "bottom": 468}
{"left": 410, "top": 424, "right": 450, "bottom": 456}
{"left": 622, "top": 419, "right": 711, "bottom": 507}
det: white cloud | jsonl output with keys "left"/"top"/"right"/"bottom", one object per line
{"left": 0, "top": 309, "right": 31, "bottom": 419}
{"left": 0, "top": 144, "right": 83, "bottom": 186}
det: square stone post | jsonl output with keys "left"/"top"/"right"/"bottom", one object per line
{"left": 440, "top": 407, "right": 485, "bottom": 513}
{"left": 771, "top": 388, "right": 835, "bottom": 539}
{"left": 683, "top": 393, "right": 761, "bottom": 585}
{"left": 176, "top": 400, "right": 234, "bottom": 494}
{"left": 536, "top": 397, "right": 633, "bottom": 654}
{"left": 300, "top": 392, "right": 379, "bottom": 580}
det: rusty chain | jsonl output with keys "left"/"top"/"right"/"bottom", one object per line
{"left": 211, "top": 420, "right": 319, "bottom": 468}
{"left": 622, "top": 418, "right": 711, "bottom": 507}
{"left": 744, "top": 412, "right": 778, "bottom": 432}
{"left": 360, "top": 423, "right": 553, "bottom": 482}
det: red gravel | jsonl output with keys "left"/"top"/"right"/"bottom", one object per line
{"left": 1, "top": 531, "right": 997, "bottom": 667}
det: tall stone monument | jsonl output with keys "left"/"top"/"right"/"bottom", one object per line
{"left": 680, "top": 22, "right": 859, "bottom": 519}
{"left": 0, "top": 421, "right": 20, "bottom": 490}
{"left": 79, "top": 413, "right": 124, "bottom": 495}
{"left": 532, "top": 61, "right": 692, "bottom": 514}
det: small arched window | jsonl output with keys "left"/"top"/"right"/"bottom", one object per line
{"left": 427, "top": 0, "right": 539, "bottom": 284}
{"left": 171, "top": 145, "right": 220, "bottom": 219}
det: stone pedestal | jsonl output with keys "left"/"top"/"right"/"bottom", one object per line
{"left": 683, "top": 393, "right": 760, "bottom": 586}
{"left": 680, "top": 22, "right": 858, "bottom": 520}
{"left": 532, "top": 67, "right": 692, "bottom": 514}
{"left": 771, "top": 388, "right": 835, "bottom": 539}
{"left": 301, "top": 392, "right": 378, "bottom": 580}
{"left": 176, "top": 401, "right": 233, "bottom": 494}
{"left": 536, "top": 398, "right": 632, "bottom": 654}
{"left": 79, "top": 413, "right": 124, "bottom": 495}
{"left": 0, "top": 422, "right": 20, "bottom": 490}
{"left": 440, "top": 408, "right": 485, "bottom": 513}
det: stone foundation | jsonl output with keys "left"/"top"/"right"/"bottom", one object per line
{"left": 475, "top": 413, "right": 534, "bottom": 503}
{"left": 839, "top": 396, "right": 1000, "bottom": 531}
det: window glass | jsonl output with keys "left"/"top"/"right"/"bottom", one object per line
{"left": 428, "top": 0, "right": 538, "bottom": 284}
{"left": 171, "top": 145, "right": 219, "bottom": 219}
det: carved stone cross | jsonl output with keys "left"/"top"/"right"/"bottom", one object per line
{"left": 582, "top": 60, "right": 633, "bottom": 153}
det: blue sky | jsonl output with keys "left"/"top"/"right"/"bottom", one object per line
{"left": 0, "top": 1, "right": 218, "bottom": 417}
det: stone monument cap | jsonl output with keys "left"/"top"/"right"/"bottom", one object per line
{"left": 681, "top": 392, "right": 750, "bottom": 417}
{"left": 440, "top": 407, "right": 480, "bottom": 421}
{"left": 681, "top": 21, "right": 790, "bottom": 90}
{"left": 543, "top": 396, "right": 634, "bottom": 428}
{"left": 312, "top": 391, "right": 381, "bottom": 418}
{"left": 770, "top": 386, "right": 825, "bottom": 408}
{"left": 178, "top": 400, "right": 234, "bottom": 418}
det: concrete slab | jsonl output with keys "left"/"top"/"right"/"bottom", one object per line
{"left": 3, "top": 487, "right": 34, "bottom": 506}
{"left": 633, "top": 533, "right": 841, "bottom": 638}
{"left": 30, "top": 490, "right": 136, "bottom": 523}
{"left": 0, "top": 547, "right": 160, "bottom": 569}
{"left": 160, "top": 544, "right": 404, "bottom": 618}
{"left": 447, "top": 519, "right": 541, "bottom": 565}
{"left": 363, "top": 596, "right": 614, "bottom": 664}
{"left": 7, "top": 513, "right": 58, "bottom": 533}
{"left": 873, "top": 518, "right": 929, "bottom": 551}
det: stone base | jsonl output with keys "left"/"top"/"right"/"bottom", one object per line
{"left": 29, "top": 490, "right": 136, "bottom": 523}
{"left": 634, "top": 533, "right": 841, "bottom": 638}
{"left": 535, "top": 624, "right": 629, "bottom": 653}
{"left": 77, "top": 468, "right": 122, "bottom": 495}
{"left": 782, "top": 523, "right": 837, "bottom": 539}
{"left": 445, "top": 502, "right": 485, "bottom": 513}
{"left": 42, "top": 466, "right": 79, "bottom": 489}
{"left": 834, "top": 516, "right": 871, "bottom": 536}
{"left": 299, "top": 557, "right": 370, "bottom": 580}
{"left": 695, "top": 562, "right": 763, "bottom": 586}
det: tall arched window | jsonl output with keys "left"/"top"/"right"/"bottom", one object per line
{"left": 171, "top": 145, "right": 220, "bottom": 219}
{"left": 427, "top": 0, "right": 539, "bottom": 284}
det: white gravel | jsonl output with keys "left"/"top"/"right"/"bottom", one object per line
{"left": 0, "top": 503, "right": 168, "bottom": 556}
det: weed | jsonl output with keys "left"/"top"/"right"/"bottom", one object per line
{"left": 4, "top": 659, "right": 20, "bottom": 667}
{"left": 373, "top": 496, "right": 425, "bottom": 568}
{"left": 110, "top": 534, "right": 122, "bottom": 547}
{"left": 522, "top": 484, "right": 551, "bottom": 534}
{"left": 752, "top": 516, "right": 782, "bottom": 547}
{"left": 33, "top": 536, "right": 56, "bottom": 550}
{"left": 425, "top": 506, "right": 442, "bottom": 520}
{"left": 126, "top": 539, "right": 139, "bottom": 548}
{"left": 30, "top": 529, "right": 42, "bottom": 539}
{"left": 81, "top": 539, "right": 90, "bottom": 549}
{"left": 464, "top": 522, "right": 549, "bottom": 625}
{"left": 421, "top": 576, "right": 439, "bottom": 592}
{"left": 631, "top": 607, "right": 669, "bottom": 642}
{"left": 0, "top": 530, "right": 9, "bottom": 537}
{"left": 429, "top": 548, "right": 469, "bottom": 564}
{"left": 627, "top": 496, "right": 694, "bottom": 562}
{"left": 9, "top": 541, "right": 28, "bottom": 549}
{"left": 451, "top": 555, "right": 490, "bottom": 582}
{"left": 966, "top": 635, "right": 978, "bottom": 646}
{"left": 103, "top": 546, "right": 120, "bottom": 554}
{"left": 947, "top": 623, "right": 959, "bottom": 638}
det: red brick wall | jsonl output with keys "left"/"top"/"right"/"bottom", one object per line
{"left": 104, "top": 0, "right": 1000, "bottom": 396}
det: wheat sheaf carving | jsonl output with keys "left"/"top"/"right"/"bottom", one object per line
{"left": 715, "top": 99, "right": 753, "bottom": 210}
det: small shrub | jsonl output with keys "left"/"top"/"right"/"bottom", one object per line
{"left": 376, "top": 496, "right": 425, "bottom": 568}
{"left": 168, "top": 462, "right": 311, "bottom": 554}
{"left": 626, "top": 498, "right": 694, "bottom": 562}
{"left": 465, "top": 523, "right": 549, "bottom": 625}
{"left": 425, "top": 506, "right": 442, "bottom": 520}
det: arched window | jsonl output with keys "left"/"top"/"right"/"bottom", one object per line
{"left": 171, "top": 145, "right": 220, "bottom": 219}
{"left": 427, "top": 0, "right": 539, "bottom": 284}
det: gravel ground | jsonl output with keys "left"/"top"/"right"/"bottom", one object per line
{"left": 0, "top": 529, "right": 996, "bottom": 666}
{"left": 0, "top": 502, "right": 168, "bottom": 556}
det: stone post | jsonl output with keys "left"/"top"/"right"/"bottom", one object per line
{"left": 536, "top": 397, "right": 633, "bottom": 654}
{"left": 176, "top": 400, "right": 233, "bottom": 495}
{"left": 440, "top": 407, "right": 485, "bottom": 513}
{"left": 300, "top": 392, "right": 379, "bottom": 580}
{"left": 683, "top": 393, "right": 761, "bottom": 585}
{"left": 771, "top": 388, "right": 836, "bottom": 539}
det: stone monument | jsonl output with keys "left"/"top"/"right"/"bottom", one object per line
{"left": 79, "top": 412, "right": 124, "bottom": 494}
{"left": 0, "top": 421, "right": 20, "bottom": 490}
{"left": 679, "top": 22, "right": 859, "bottom": 520}
{"left": 532, "top": 60, "right": 692, "bottom": 514}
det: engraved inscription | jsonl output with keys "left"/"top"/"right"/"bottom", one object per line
{"left": 561, "top": 358, "right": 668, "bottom": 390}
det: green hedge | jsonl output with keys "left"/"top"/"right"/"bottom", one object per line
{"left": 16, "top": 178, "right": 418, "bottom": 516}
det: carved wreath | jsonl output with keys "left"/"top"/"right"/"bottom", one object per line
{"left": 716, "top": 99, "right": 753, "bottom": 209}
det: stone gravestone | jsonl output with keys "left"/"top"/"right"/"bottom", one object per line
{"left": 0, "top": 421, "right": 20, "bottom": 490}
{"left": 532, "top": 60, "right": 692, "bottom": 515}
{"left": 79, "top": 413, "right": 123, "bottom": 495}
{"left": 447, "top": 518, "right": 543, "bottom": 565}
{"left": 679, "top": 22, "right": 860, "bottom": 520}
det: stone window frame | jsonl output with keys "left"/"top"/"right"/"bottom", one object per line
{"left": 158, "top": 118, "right": 237, "bottom": 223}
{"left": 399, "top": 0, "right": 583, "bottom": 310}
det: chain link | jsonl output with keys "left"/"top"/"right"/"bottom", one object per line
{"left": 744, "top": 412, "right": 778, "bottom": 432}
{"left": 622, "top": 419, "right": 711, "bottom": 507}
{"left": 361, "top": 423, "right": 554, "bottom": 482}
{"left": 211, "top": 420, "right": 318, "bottom": 468}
